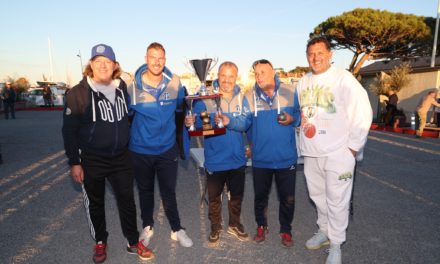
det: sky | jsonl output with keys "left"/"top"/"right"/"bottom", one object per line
{"left": 0, "top": 0, "right": 437, "bottom": 86}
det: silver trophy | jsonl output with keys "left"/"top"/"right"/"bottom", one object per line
{"left": 183, "top": 85, "right": 196, "bottom": 131}
{"left": 184, "top": 58, "right": 226, "bottom": 136}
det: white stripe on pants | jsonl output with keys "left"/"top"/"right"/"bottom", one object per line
{"left": 304, "top": 147, "right": 355, "bottom": 244}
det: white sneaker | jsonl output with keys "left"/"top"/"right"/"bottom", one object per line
{"left": 326, "top": 243, "right": 342, "bottom": 264}
{"left": 171, "top": 229, "right": 193, "bottom": 247}
{"left": 140, "top": 226, "right": 154, "bottom": 246}
{"left": 306, "top": 230, "right": 330, "bottom": 250}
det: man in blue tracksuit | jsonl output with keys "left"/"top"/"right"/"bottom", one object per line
{"left": 227, "top": 59, "right": 301, "bottom": 247}
{"left": 128, "top": 42, "right": 193, "bottom": 248}
{"left": 185, "top": 61, "right": 249, "bottom": 243}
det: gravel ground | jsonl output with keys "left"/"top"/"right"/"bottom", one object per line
{"left": 0, "top": 111, "right": 439, "bottom": 264}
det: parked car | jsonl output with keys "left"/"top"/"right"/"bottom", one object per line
{"left": 25, "top": 87, "right": 65, "bottom": 106}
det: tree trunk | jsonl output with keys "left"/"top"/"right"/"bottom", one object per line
{"left": 349, "top": 51, "right": 360, "bottom": 72}
{"left": 352, "top": 53, "right": 371, "bottom": 76}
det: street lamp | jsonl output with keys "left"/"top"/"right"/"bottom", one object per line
{"left": 77, "top": 50, "right": 83, "bottom": 76}
{"left": 431, "top": 0, "right": 440, "bottom": 67}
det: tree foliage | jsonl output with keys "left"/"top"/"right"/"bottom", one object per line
{"left": 3, "top": 77, "right": 30, "bottom": 101}
{"left": 387, "top": 62, "right": 411, "bottom": 92}
{"left": 423, "top": 17, "right": 440, "bottom": 56}
{"left": 369, "top": 63, "right": 412, "bottom": 96}
{"left": 15, "top": 77, "right": 30, "bottom": 91}
{"left": 369, "top": 72, "right": 389, "bottom": 97}
{"left": 311, "top": 8, "right": 431, "bottom": 76}
{"left": 288, "top": 66, "right": 310, "bottom": 76}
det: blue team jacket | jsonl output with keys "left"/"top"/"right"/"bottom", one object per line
{"left": 192, "top": 83, "right": 246, "bottom": 172}
{"left": 228, "top": 77, "right": 301, "bottom": 169}
{"left": 128, "top": 64, "right": 185, "bottom": 155}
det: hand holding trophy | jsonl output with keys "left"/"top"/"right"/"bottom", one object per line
{"left": 185, "top": 110, "right": 196, "bottom": 132}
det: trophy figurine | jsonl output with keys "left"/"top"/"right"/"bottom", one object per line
{"left": 200, "top": 111, "right": 212, "bottom": 130}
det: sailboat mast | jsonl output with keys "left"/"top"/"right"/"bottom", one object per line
{"left": 48, "top": 37, "right": 54, "bottom": 81}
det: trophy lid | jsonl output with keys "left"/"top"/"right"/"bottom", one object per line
{"left": 190, "top": 59, "right": 213, "bottom": 82}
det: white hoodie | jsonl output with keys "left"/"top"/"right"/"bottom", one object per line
{"left": 297, "top": 66, "right": 372, "bottom": 157}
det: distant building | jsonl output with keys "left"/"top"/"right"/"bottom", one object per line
{"left": 359, "top": 56, "right": 440, "bottom": 122}
{"left": 180, "top": 69, "right": 253, "bottom": 94}
{"left": 179, "top": 66, "right": 306, "bottom": 95}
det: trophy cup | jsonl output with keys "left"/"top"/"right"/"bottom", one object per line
{"left": 189, "top": 58, "right": 216, "bottom": 96}
{"left": 185, "top": 58, "right": 226, "bottom": 136}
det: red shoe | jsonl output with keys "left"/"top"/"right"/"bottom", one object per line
{"left": 280, "top": 232, "right": 294, "bottom": 247}
{"left": 92, "top": 242, "right": 107, "bottom": 263}
{"left": 126, "top": 243, "right": 137, "bottom": 254}
{"left": 137, "top": 240, "right": 154, "bottom": 260}
{"left": 254, "top": 226, "right": 268, "bottom": 243}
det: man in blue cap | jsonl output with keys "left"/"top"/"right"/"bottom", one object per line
{"left": 62, "top": 44, "right": 153, "bottom": 263}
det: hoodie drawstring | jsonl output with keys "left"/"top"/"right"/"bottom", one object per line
{"left": 91, "top": 91, "right": 96, "bottom": 122}
{"left": 116, "top": 87, "right": 128, "bottom": 114}
{"left": 238, "top": 93, "right": 242, "bottom": 115}
{"left": 253, "top": 90, "right": 258, "bottom": 117}
{"left": 132, "top": 80, "right": 137, "bottom": 105}
{"left": 277, "top": 90, "right": 281, "bottom": 115}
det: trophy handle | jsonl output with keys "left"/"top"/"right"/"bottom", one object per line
{"left": 209, "top": 58, "right": 218, "bottom": 72}
{"left": 184, "top": 58, "right": 194, "bottom": 72}
{"left": 186, "top": 98, "right": 196, "bottom": 131}
{"left": 214, "top": 96, "right": 224, "bottom": 128}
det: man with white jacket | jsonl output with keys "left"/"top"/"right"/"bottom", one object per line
{"left": 297, "top": 36, "right": 372, "bottom": 264}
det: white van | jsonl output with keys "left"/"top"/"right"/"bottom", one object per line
{"left": 25, "top": 86, "right": 65, "bottom": 106}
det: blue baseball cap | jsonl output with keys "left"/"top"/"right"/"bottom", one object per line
{"left": 91, "top": 44, "right": 116, "bottom": 61}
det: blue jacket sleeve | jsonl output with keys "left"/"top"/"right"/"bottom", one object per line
{"left": 226, "top": 96, "right": 252, "bottom": 132}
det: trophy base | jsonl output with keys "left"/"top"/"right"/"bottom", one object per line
{"left": 202, "top": 124, "right": 213, "bottom": 130}
{"left": 186, "top": 94, "right": 222, "bottom": 100}
{"left": 189, "top": 127, "right": 226, "bottom": 137}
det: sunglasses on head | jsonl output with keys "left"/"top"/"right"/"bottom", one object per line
{"left": 252, "top": 59, "right": 273, "bottom": 69}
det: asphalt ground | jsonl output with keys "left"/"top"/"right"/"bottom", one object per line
{"left": 0, "top": 111, "right": 439, "bottom": 264}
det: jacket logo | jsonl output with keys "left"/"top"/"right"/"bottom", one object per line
{"left": 97, "top": 97, "right": 126, "bottom": 123}
{"left": 235, "top": 105, "right": 241, "bottom": 113}
{"left": 304, "top": 106, "right": 317, "bottom": 119}
{"left": 255, "top": 97, "right": 265, "bottom": 110}
{"left": 138, "top": 92, "right": 152, "bottom": 102}
{"left": 162, "top": 92, "right": 170, "bottom": 100}
{"left": 338, "top": 172, "right": 353, "bottom": 181}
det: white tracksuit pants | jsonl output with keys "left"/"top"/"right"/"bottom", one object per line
{"left": 304, "top": 146, "right": 355, "bottom": 244}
